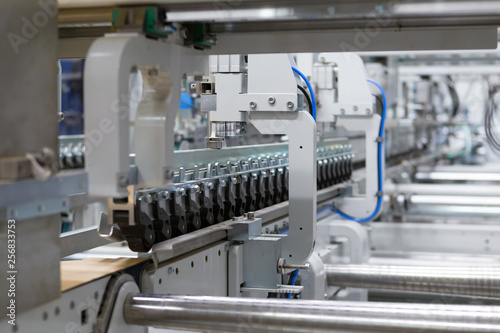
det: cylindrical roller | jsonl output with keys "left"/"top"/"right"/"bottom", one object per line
{"left": 124, "top": 294, "right": 500, "bottom": 333}
{"left": 385, "top": 183, "right": 500, "bottom": 197}
{"left": 326, "top": 264, "right": 500, "bottom": 298}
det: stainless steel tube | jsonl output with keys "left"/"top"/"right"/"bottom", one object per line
{"left": 326, "top": 265, "right": 500, "bottom": 298}
{"left": 124, "top": 294, "right": 500, "bottom": 332}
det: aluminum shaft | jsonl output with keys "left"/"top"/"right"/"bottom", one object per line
{"left": 124, "top": 294, "right": 500, "bottom": 332}
{"left": 326, "top": 264, "right": 500, "bottom": 298}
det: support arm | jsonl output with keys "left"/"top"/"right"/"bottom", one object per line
{"left": 251, "top": 111, "right": 317, "bottom": 264}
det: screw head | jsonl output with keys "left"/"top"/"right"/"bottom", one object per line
{"left": 268, "top": 96, "right": 276, "bottom": 104}
{"left": 366, "top": 108, "right": 371, "bottom": 114}
{"left": 249, "top": 101, "right": 257, "bottom": 108}
{"left": 353, "top": 106, "right": 358, "bottom": 111}
{"left": 286, "top": 101, "right": 294, "bottom": 109}
{"left": 340, "top": 108, "right": 345, "bottom": 115}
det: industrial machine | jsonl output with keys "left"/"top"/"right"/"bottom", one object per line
{"left": 3, "top": 1, "right": 500, "bottom": 332}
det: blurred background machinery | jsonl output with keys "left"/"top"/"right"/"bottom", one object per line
{"left": 3, "top": 1, "right": 500, "bottom": 332}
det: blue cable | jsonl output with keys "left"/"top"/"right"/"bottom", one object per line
{"left": 330, "top": 78, "right": 387, "bottom": 223}
{"left": 287, "top": 269, "right": 299, "bottom": 299}
{"left": 291, "top": 67, "right": 316, "bottom": 121}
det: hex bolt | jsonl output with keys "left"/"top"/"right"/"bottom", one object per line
{"left": 232, "top": 217, "right": 240, "bottom": 221}
{"left": 247, "top": 211, "right": 255, "bottom": 219}
{"left": 268, "top": 96, "right": 276, "bottom": 105}
{"left": 286, "top": 101, "right": 294, "bottom": 109}
{"left": 249, "top": 101, "right": 257, "bottom": 109}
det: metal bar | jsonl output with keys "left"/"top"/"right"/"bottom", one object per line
{"left": 60, "top": 226, "right": 111, "bottom": 258}
{"left": 417, "top": 164, "right": 500, "bottom": 173}
{"left": 326, "top": 264, "right": 500, "bottom": 298}
{"left": 123, "top": 294, "right": 500, "bottom": 332}
{"left": 0, "top": 170, "right": 87, "bottom": 208}
{"left": 385, "top": 183, "right": 500, "bottom": 197}
{"left": 415, "top": 172, "right": 500, "bottom": 182}
{"left": 370, "top": 222, "right": 500, "bottom": 255}
{"left": 408, "top": 195, "right": 500, "bottom": 206}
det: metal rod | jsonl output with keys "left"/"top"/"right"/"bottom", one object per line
{"left": 124, "top": 294, "right": 500, "bottom": 332}
{"left": 326, "top": 264, "right": 500, "bottom": 298}
{"left": 385, "top": 183, "right": 500, "bottom": 197}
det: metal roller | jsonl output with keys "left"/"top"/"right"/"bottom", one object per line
{"left": 123, "top": 294, "right": 500, "bottom": 332}
{"left": 326, "top": 264, "right": 500, "bottom": 298}
{"left": 385, "top": 183, "right": 500, "bottom": 197}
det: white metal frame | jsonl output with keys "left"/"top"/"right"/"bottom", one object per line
{"left": 84, "top": 33, "right": 207, "bottom": 197}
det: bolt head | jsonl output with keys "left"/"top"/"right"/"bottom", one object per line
{"left": 268, "top": 96, "right": 276, "bottom": 104}
{"left": 340, "top": 108, "right": 345, "bottom": 114}
{"left": 144, "top": 194, "right": 153, "bottom": 204}
{"left": 249, "top": 101, "right": 257, "bottom": 108}
{"left": 366, "top": 108, "right": 371, "bottom": 114}
{"left": 353, "top": 106, "right": 358, "bottom": 111}
{"left": 286, "top": 101, "right": 294, "bottom": 109}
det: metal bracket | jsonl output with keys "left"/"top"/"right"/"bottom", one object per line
{"left": 7, "top": 196, "right": 69, "bottom": 220}
{"left": 112, "top": 6, "right": 173, "bottom": 38}
{"left": 98, "top": 212, "right": 125, "bottom": 242}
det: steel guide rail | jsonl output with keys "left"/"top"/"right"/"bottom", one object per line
{"left": 115, "top": 142, "right": 354, "bottom": 252}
